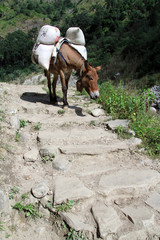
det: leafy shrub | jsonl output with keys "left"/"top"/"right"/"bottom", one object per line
{"left": 98, "top": 81, "right": 160, "bottom": 157}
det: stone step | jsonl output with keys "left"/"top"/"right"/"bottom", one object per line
{"left": 97, "top": 169, "right": 160, "bottom": 199}
{"left": 38, "top": 128, "right": 117, "bottom": 146}
{"left": 53, "top": 176, "right": 94, "bottom": 205}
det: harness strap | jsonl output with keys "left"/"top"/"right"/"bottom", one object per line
{"left": 79, "top": 62, "right": 85, "bottom": 77}
{"left": 56, "top": 49, "right": 67, "bottom": 65}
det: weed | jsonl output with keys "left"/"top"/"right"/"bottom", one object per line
{"left": 42, "top": 153, "right": 55, "bottom": 163}
{"left": 15, "top": 130, "right": 20, "bottom": 142}
{"left": 0, "top": 109, "right": 6, "bottom": 121}
{"left": 58, "top": 109, "right": 65, "bottom": 115}
{"left": 56, "top": 200, "right": 75, "bottom": 213}
{"left": 34, "top": 122, "right": 41, "bottom": 130}
{"left": 87, "top": 110, "right": 92, "bottom": 115}
{"left": 5, "top": 233, "right": 11, "bottom": 238}
{"left": 9, "top": 187, "right": 19, "bottom": 199}
{"left": 65, "top": 228, "right": 88, "bottom": 240}
{"left": 0, "top": 222, "right": 5, "bottom": 231}
{"left": 21, "top": 193, "right": 29, "bottom": 201}
{"left": 90, "top": 120, "right": 96, "bottom": 126}
{"left": 20, "top": 119, "right": 28, "bottom": 128}
{"left": 75, "top": 89, "right": 88, "bottom": 96}
{"left": 115, "top": 125, "right": 132, "bottom": 139}
{"left": 12, "top": 201, "right": 41, "bottom": 219}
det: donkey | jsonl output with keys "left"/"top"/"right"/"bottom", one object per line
{"left": 44, "top": 42, "right": 101, "bottom": 107}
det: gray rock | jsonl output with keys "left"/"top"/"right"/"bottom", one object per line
{"left": 149, "top": 107, "right": 157, "bottom": 114}
{"left": 52, "top": 158, "right": 70, "bottom": 171}
{"left": 98, "top": 169, "right": 160, "bottom": 198}
{"left": 39, "top": 148, "right": 50, "bottom": 157}
{"left": 119, "top": 230, "right": 148, "bottom": 240}
{"left": 32, "top": 182, "right": 49, "bottom": 198}
{"left": 121, "top": 205, "right": 155, "bottom": 227}
{"left": 106, "top": 119, "right": 130, "bottom": 131}
{"left": 126, "top": 137, "right": 142, "bottom": 146}
{"left": 91, "top": 108, "right": 105, "bottom": 117}
{"left": 24, "top": 148, "right": 39, "bottom": 162}
{"left": 54, "top": 176, "right": 94, "bottom": 204}
{"left": 10, "top": 115, "right": 20, "bottom": 129}
{"left": 145, "top": 192, "right": 160, "bottom": 213}
{"left": 60, "top": 212, "right": 94, "bottom": 232}
{"left": 0, "top": 189, "right": 8, "bottom": 211}
{"left": 92, "top": 202, "right": 122, "bottom": 238}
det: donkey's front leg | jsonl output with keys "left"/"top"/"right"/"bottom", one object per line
{"left": 44, "top": 70, "right": 52, "bottom": 103}
{"left": 59, "top": 70, "right": 68, "bottom": 107}
{"left": 52, "top": 73, "right": 58, "bottom": 104}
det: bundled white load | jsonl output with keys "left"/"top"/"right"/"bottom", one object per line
{"left": 65, "top": 27, "right": 85, "bottom": 45}
{"left": 32, "top": 25, "right": 60, "bottom": 70}
{"left": 36, "top": 25, "right": 60, "bottom": 45}
{"left": 70, "top": 44, "right": 87, "bottom": 60}
{"left": 32, "top": 43, "right": 54, "bottom": 70}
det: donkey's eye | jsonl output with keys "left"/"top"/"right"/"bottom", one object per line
{"left": 89, "top": 77, "right": 93, "bottom": 81}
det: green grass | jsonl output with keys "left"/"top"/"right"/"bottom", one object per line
{"left": 34, "top": 122, "right": 41, "bottom": 130}
{"left": 12, "top": 201, "right": 40, "bottom": 219}
{"left": 98, "top": 81, "right": 160, "bottom": 158}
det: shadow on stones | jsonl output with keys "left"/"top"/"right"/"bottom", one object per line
{"left": 21, "top": 92, "right": 85, "bottom": 117}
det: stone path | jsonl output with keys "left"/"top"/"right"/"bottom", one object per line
{"left": 0, "top": 82, "right": 160, "bottom": 240}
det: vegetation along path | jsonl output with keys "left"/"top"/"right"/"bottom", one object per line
{"left": 0, "top": 79, "right": 160, "bottom": 240}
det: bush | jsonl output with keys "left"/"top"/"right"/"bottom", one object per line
{"left": 98, "top": 81, "right": 160, "bottom": 157}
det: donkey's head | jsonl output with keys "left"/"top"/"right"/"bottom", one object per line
{"left": 76, "top": 61, "right": 101, "bottom": 100}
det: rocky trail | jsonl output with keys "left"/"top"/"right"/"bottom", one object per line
{"left": 0, "top": 79, "right": 160, "bottom": 240}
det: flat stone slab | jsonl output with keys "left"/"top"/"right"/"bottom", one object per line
{"left": 60, "top": 142, "right": 129, "bottom": 155}
{"left": 38, "top": 128, "right": 116, "bottom": 146}
{"left": 145, "top": 192, "right": 160, "bottom": 213}
{"left": 60, "top": 212, "right": 94, "bottom": 232}
{"left": 119, "top": 230, "right": 148, "bottom": 240}
{"left": 106, "top": 119, "right": 130, "bottom": 131}
{"left": 92, "top": 202, "right": 123, "bottom": 238}
{"left": 98, "top": 169, "right": 160, "bottom": 197}
{"left": 121, "top": 205, "right": 155, "bottom": 227}
{"left": 54, "top": 176, "right": 94, "bottom": 204}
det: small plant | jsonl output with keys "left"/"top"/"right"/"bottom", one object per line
{"left": 9, "top": 187, "right": 19, "bottom": 199}
{"left": 34, "top": 122, "right": 41, "bottom": 130}
{"left": 90, "top": 120, "right": 96, "bottom": 126}
{"left": 21, "top": 193, "right": 29, "bottom": 201}
{"left": 12, "top": 201, "right": 41, "bottom": 219}
{"left": 66, "top": 228, "right": 88, "bottom": 240}
{"left": 56, "top": 200, "right": 75, "bottom": 213}
{"left": 15, "top": 130, "right": 20, "bottom": 142}
{"left": 115, "top": 125, "right": 132, "bottom": 139}
{"left": 58, "top": 109, "right": 65, "bottom": 115}
{"left": 42, "top": 153, "right": 55, "bottom": 163}
{"left": 0, "top": 222, "right": 5, "bottom": 231}
{"left": 20, "top": 119, "right": 28, "bottom": 128}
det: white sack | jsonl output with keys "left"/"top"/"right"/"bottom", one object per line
{"left": 37, "top": 25, "right": 60, "bottom": 45}
{"left": 70, "top": 44, "right": 87, "bottom": 60}
{"left": 65, "top": 27, "right": 85, "bottom": 45}
{"left": 32, "top": 43, "right": 54, "bottom": 70}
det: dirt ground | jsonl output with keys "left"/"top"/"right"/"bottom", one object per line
{"left": 0, "top": 80, "right": 160, "bottom": 240}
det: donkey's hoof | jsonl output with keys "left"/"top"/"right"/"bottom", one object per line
{"left": 63, "top": 105, "right": 69, "bottom": 109}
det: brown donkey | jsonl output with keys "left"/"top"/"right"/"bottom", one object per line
{"left": 44, "top": 42, "right": 101, "bottom": 107}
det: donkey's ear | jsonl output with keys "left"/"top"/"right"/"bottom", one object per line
{"left": 84, "top": 60, "right": 90, "bottom": 71}
{"left": 95, "top": 66, "right": 101, "bottom": 72}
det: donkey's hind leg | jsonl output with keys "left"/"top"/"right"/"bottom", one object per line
{"left": 44, "top": 70, "right": 52, "bottom": 103}
{"left": 59, "top": 70, "right": 68, "bottom": 107}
